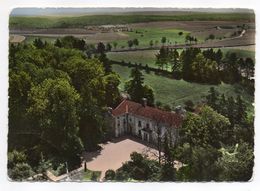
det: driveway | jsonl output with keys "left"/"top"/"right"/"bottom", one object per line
{"left": 82, "top": 136, "right": 159, "bottom": 180}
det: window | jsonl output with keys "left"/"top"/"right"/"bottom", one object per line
{"left": 138, "top": 130, "right": 141, "bottom": 137}
{"left": 138, "top": 121, "right": 141, "bottom": 127}
{"left": 146, "top": 123, "right": 150, "bottom": 129}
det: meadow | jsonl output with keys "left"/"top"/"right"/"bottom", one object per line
{"left": 112, "top": 64, "right": 253, "bottom": 109}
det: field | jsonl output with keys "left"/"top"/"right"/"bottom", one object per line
{"left": 112, "top": 64, "right": 254, "bottom": 109}
{"left": 9, "top": 12, "right": 254, "bottom": 29}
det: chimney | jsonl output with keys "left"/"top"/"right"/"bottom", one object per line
{"left": 107, "top": 107, "right": 113, "bottom": 114}
{"left": 142, "top": 98, "right": 147, "bottom": 107}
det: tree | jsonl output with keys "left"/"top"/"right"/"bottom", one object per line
{"left": 181, "top": 106, "right": 230, "bottom": 148}
{"left": 33, "top": 38, "right": 44, "bottom": 49}
{"left": 54, "top": 39, "right": 62, "bottom": 48}
{"left": 106, "top": 43, "right": 112, "bottom": 51}
{"left": 27, "top": 78, "right": 83, "bottom": 169}
{"left": 125, "top": 67, "right": 154, "bottom": 105}
{"left": 191, "top": 53, "right": 220, "bottom": 84}
{"left": 178, "top": 31, "right": 183, "bottom": 36}
{"left": 216, "top": 142, "right": 254, "bottom": 181}
{"left": 175, "top": 145, "right": 220, "bottom": 181}
{"left": 161, "top": 136, "right": 175, "bottom": 181}
{"left": 112, "top": 41, "right": 118, "bottom": 49}
{"left": 208, "top": 34, "right": 215, "bottom": 40}
{"left": 103, "top": 73, "right": 121, "bottom": 107}
{"left": 244, "top": 57, "right": 254, "bottom": 78}
{"left": 149, "top": 40, "right": 154, "bottom": 47}
{"left": 97, "top": 42, "right": 106, "bottom": 54}
{"left": 59, "top": 36, "right": 85, "bottom": 50}
{"left": 98, "top": 52, "right": 112, "bottom": 73}
{"left": 235, "top": 95, "right": 247, "bottom": 124}
{"left": 8, "top": 150, "right": 34, "bottom": 181}
{"left": 133, "top": 38, "right": 139, "bottom": 48}
{"left": 206, "top": 87, "right": 219, "bottom": 110}
{"left": 127, "top": 40, "right": 134, "bottom": 49}
{"left": 105, "top": 169, "right": 116, "bottom": 180}
{"left": 155, "top": 46, "right": 169, "bottom": 70}
{"left": 215, "top": 49, "right": 223, "bottom": 71}
{"left": 170, "top": 48, "right": 181, "bottom": 74}
{"left": 161, "top": 37, "right": 167, "bottom": 46}
{"left": 184, "top": 100, "right": 195, "bottom": 112}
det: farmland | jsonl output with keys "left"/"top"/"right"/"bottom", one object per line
{"left": 10, "top": 11, "right": 255, "bottom": 108}
{"left": 9, "top": 12, "right": 254, "bottom": 29}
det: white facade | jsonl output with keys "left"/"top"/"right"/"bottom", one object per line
{"left": 114, "top": 113, "right": 178, "bottom": 145}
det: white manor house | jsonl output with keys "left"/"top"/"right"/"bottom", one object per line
{"left": 108, "top": 99, "right": 183, "bottom": 145}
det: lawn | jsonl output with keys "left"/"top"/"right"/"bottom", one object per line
{"left": 112, "top": 64, "right": 254, "bottom": 109}
{"left": 107, "top": 50, "right": 159, "bottom": 68}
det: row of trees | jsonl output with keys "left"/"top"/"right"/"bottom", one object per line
{"left": 8, "top": 38, "right": 121, "bottom": 180}
{"left": 155, "top": 47, "right": 254, "bottom": 85}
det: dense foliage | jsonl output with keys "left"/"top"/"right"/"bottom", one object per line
{"left": 125, "top": 67, "right": 155, "bottom": 106}
{"left": 8, "top": 39, "right": 121, "bottom": 179}
{"left": 155, "top": 47, "right": 254, "bottom": 85}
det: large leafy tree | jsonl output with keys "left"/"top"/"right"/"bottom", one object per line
{"left": 125, "top": 67, "right": 154, "bottom": 105}
{"left": 180, "top": 106, "right": 230, "bottom": 148}
{"left": 27, "top": 78, "right": 83, "bottom": 169}
{"left": 216, "top": 142, "right": 254, "bottom": 181}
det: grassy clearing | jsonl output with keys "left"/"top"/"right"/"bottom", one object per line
{"left": 112, "top": 64, "right": 253, "bottom": 108}
{"left": 221, "top": 48, "right": 255, "bottom": 60}
{"left": 107, "top": 50, "right": 159, "bottom": 68}
{"left": 115, "top": 28, "right": 190, "bottom": 48}
{"left": 10, "top": 12, "right": 254, "bottom": 29}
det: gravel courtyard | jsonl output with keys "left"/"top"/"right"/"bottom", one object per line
{"left": 83, "top": 136, "right": 158, "bottom": 180}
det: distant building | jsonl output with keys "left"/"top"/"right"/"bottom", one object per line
{"left": 107, "top": 99, "right": 183, "bottom": 145}
{"left": 85, "top": 25, "right": 129, "bottom": 32}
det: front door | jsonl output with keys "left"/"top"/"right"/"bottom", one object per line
{"left": 143, "top": 132, "right": 149, "bottom": 142}
{"left": 127, "top": 124, "right": 132, "bottom": 135}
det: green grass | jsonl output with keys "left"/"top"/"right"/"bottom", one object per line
{"left": 115, "top": 28, "right": 191, "bottom": 48}
{"left": 10, "top": 12, "right": 254, "bottom": 29}
{"left": 107, "top": 50, "right": 159, "bottom": 68}
{"left": 221, "top": 48, "right": 255, "bottom": 60}
{"left": 112, "top": 64, "right": 253, "bottom": 108}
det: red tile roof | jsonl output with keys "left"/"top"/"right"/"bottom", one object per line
{"left": 112, "top": 99, "right": 183, "bottom": 128}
